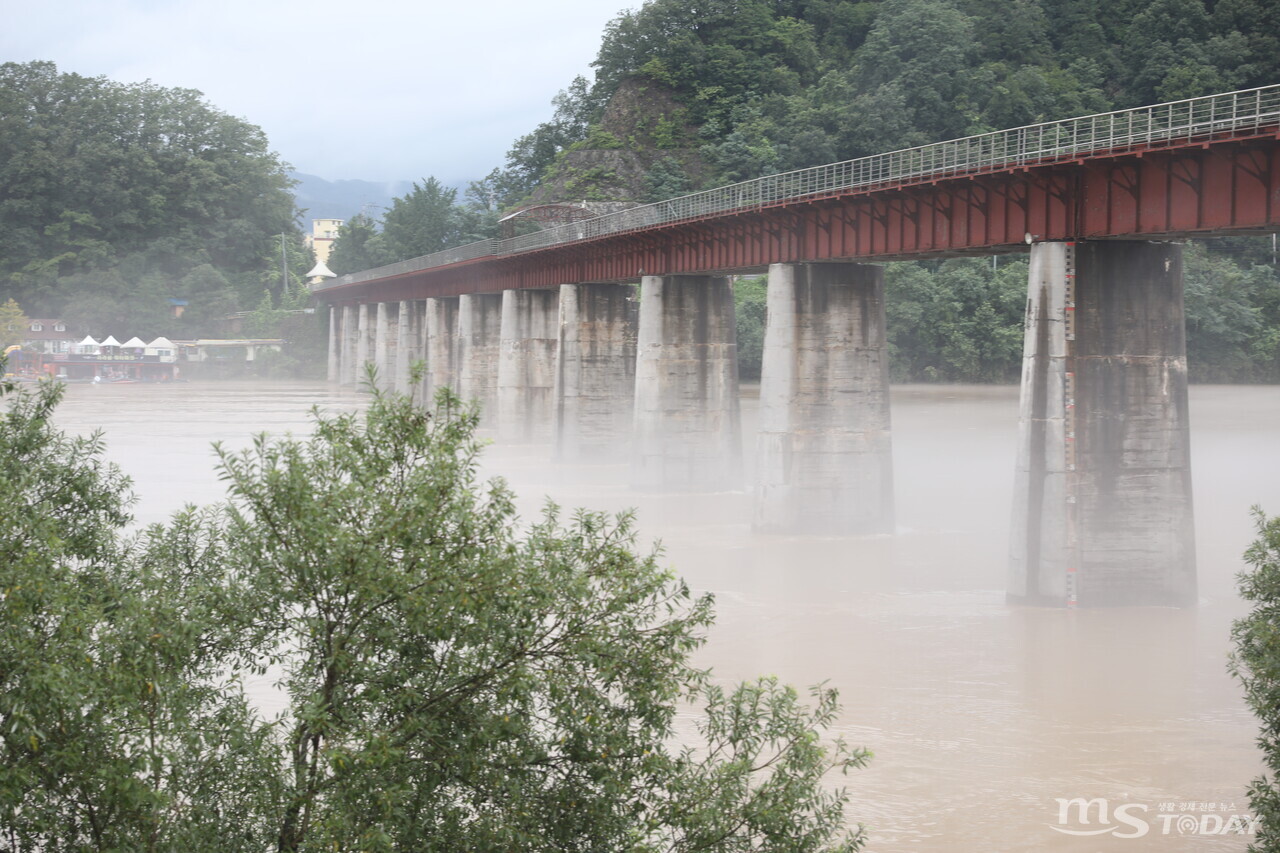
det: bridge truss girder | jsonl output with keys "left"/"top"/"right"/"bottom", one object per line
{"left": 321, "top": 136, "right": 1280, "bottom": 307}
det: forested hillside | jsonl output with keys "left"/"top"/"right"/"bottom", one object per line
{"left": 0, "top": 61, "right": 312, "bottom": 339}
{"left": 494, "top": 0, "right": 1280, "bottom": 202}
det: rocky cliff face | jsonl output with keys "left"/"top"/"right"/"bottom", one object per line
{"left": 529, "top": 78, "right": 707, "bottom": 205}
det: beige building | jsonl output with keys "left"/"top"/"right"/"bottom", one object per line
{"left": 305, "top": 218, "right": 343, "bottom": 266}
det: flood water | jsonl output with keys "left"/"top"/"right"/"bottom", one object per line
{"left": 48, "top": 380, "right": 1280, "bottom": 851}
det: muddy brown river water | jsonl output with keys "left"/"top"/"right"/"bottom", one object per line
{"left": 49, "top": 380, "right": 1280, "bottom": 851}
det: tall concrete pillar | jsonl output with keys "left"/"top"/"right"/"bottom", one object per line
{"left": 327, "top": 306, "right": 340, "bottom": 383}
{"left": 1009, "top": 241, "right": 1196, "bottom": 607}
{"left": 394, "top": 300, "right": 415, "bottom": 395}
{"left": 753, "top": 263, "right": 894, "bottom": 534}
{"left": 553, "top": 282, "right": 638, "bottom": 462}
{"left": 374, "top": 302, "right": 396, "bottom": 390}
{"left": 631, "top": 275, "right": 742, "bottom": 491}
{"left": 354, "top": 303, "right": 372, "bottom": 388}
{"left": 341, "top": 304, "right": 358, "bottom": 387}
{"left": 497, "top": 288, "right": 559, "bottom": 442}
{"left": 410, "top": 301, "right": 429, "bottom": 402}
{"left": 456, "top": 293, "right": 503, "bottom": 424}
{"left": 423, "top": 297, "right": 458, "bottom": 404}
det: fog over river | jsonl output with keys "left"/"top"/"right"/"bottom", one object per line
{"left": 50, "top": 380, "right": 1280, "bottom": 851}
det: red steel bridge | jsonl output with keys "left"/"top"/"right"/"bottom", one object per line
{"left": 315, "top": 84, "right": 1280, "bottom": 304}
{"left": 314, "top": 84, "right": 1280, "bottom": 607}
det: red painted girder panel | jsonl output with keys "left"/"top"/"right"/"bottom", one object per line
{"left": 320, "top": 137, "right": 1280, "bottom": 304}
{"left": 1139, "top": 157, "right": 1168, "bottom": 234}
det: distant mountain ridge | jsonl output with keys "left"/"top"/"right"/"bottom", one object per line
{"left": 290, "top": 173, "right": 415, "bottom": 223}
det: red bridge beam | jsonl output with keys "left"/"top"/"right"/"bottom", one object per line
{"left": 319, "top": 136, "right": 1280, "bottom": 306}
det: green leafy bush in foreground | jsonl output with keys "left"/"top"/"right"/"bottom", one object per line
{"left": 0, "top": 371, "right": 868, "bottom": 852}
{"left": 1233, "top": 510, "right": 1280, "bottom": 853}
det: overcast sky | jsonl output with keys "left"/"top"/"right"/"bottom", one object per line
{"left": 4, "top": 0, "right": 634, "bottom": 184}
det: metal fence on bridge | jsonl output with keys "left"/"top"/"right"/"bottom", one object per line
{"left": 318, "top": 84, "right": 1280, "bottom": 291}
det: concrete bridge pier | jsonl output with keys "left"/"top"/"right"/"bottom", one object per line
{"left": 1010, "top": 240, "right": 1196, "bottom": 607}
{"left": 411, "top": 300, "right": 427, "bottom": 396}
{"left": 631, "top": 275, "right": 742, "bottom": 491}
{"left": 497, "top": 289, "right": 559, "bottom": 443}
{"left": 553, "top": 282, "right": 638, "bottom": 462}
{"left": 393, "top": 300, "right": 419, "bottom": 395}
{"left": 327, "top": 306, "right": 341, "bottom": 383}
{"left": 374, "top": 302, "right": 397, "bottom": 390}
{"left": 753, "top": 263, "right": 894, "bottom": 534}
{"left": 340, "top": 304, "right": 359, "bottom": 386}
{"left": 353, "top": 303, "right": 373, "bottom": 388}
{"left": 456, "top": 293, "right": 503, "bottom": 424}
{"left": 423, "top": 297, "right": 458, "bottom": 403}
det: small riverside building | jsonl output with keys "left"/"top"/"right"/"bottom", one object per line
{"left": 22, "top": 319, "right": 77, "bottom": 354}
{"left": 38, "top": 335, "right": 182, "bottom": 382}
{"left": 9, "top": 335, "right": 284, "bottom": 382}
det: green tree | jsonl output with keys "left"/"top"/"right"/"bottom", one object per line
{"left": 735, "top": 276, "right": 768, "bottom": 380}
{"left": 269, "top": 231, "right": 316, "bottom": 303}
{"left": 643, "top": 155, "right": 694, "bottom": 202}
{"left": 326, "top": 213, "right": 386, "bottom": 276}
{"left": 454, "top": 186, "right": 503, "bottom": 246}
{"left": 213, "top": 383, "right": 868, "bottom": 850}
{"left": 1231, "top": 509, "right": 1280, "bottom": 852}
{"left": 502, "top": 0, "right": 1280, "bottom": 199}
{"left": 379, "top": 178, "right": 463, "bottom": 263}
{"left": 0, "top": 298, "right": 29, "bottom": 350}
{"left": 174, "top": 263, "right": 238, "bottom": 336}
{"left": 852, "top": 0, "right": 978, "bottom": 143}
{"left": 242, "top": 290, "right": 282, "bottom": 339}
{"left": 1185, "top": 242, "right": 1264, "bottom": 381}
{"left": 0, "top": 378, "right": 278, "bottom": 849}
{"left": 0, "top": 379, "right": 870, "bottom": 851}
{"left": 0, "top": 61, "right": 299, "bottom": 333}
{"left": 496, "top": 76, "right": 605, "bottom": 203}
{"left": 885, "top": 257, "right": 1026, "bottom": 382}
{"left": 700, "top": 120, "right": 781, "bottom": 184}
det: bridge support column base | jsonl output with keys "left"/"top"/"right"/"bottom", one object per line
{"left": 423, "top": 297, "right": 458, "bottom": 404}
{"left": 457, "top": 293, "right": 503, "bottom": 425}
{"left": 631, "top": 275, "right": 742, "bottom": 491}
{"left": 394, "top": 300, "right": 419, "bottom": 396}
{"left": 354, "top": 303, "right": 373, "bottom": 390}
{"left": 374, "top": 302, "right": 396, "bottom": 391}
{"left": 1010, "top": 241, "right": 1196, "bottom": 607}
{"left": 753, "top": 263, "right": 894, "bottom": 534}
{"left": 553, "top": 283, "right": 638, "bottom": 463}
{"left": 327, "top": 306, "right": 340, "bottom": 383}
{"left": 340, "top": 305, "right": 358, "bottom": 387}
{"left": 497, "top": 289, "right": 559, "bottom": 442}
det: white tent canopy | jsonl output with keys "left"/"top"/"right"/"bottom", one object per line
{"left": 77, "top": 335, "right": 99, "bottom": 347}
{"left": 121, "top": 337, "right": 147, "bottom": 348}
{"left": 99, "top": 335, "right": 121, "bottom": 347}
{"left": 145, "top": 337, "right": 176, "bottom": 359}
{"left": 306, "top": 259, "right": 336, "bottom": 279}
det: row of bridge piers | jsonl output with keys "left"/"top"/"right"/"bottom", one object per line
{"left": 327, "top": 240, "right": 1196, "bottom": 607}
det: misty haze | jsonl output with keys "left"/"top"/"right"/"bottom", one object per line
{"left": 7, "top": 0, "right": 1280, "bottom": 848}
{"left": 37, "top": 378, "right": 1277, "bottom": 851}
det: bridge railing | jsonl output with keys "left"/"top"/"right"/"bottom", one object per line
{"left": 317, "top": 84, "right": 1280, "bottom": 291}
{"left": 324, "top": 238, "right": 501, "bottom": 286}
